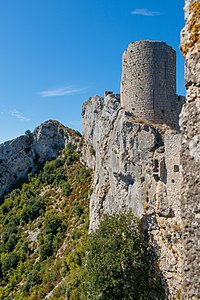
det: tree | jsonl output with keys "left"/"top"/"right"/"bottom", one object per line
{"left": 44, "top": 212, "right": 62, "bottom": 235}
{"left": 1, "top": 252, "right": 20, "bottom": 281}
{"left": 24, "top": 270, "right": 42, "bottom": 292}
{"left": 39, "top": 233, "right": 54, "bottom": 261}
{"left": 25, "top": 129, "right": 31, "bottom": 135}
{"left": 85, "top": 212, "right": 157, "bottom": 300}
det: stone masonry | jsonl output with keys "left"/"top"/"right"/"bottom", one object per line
{"left": 121, "top": 41, "right": 183, "bottom": 129}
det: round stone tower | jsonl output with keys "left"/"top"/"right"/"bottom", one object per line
{"left": 121, "top": 41, "right": 178, "bottom": 127}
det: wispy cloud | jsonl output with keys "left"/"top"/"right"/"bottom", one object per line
{"left": 11, "top": 109, "right": 30, "bottom": 121}
{"left": 39, "top": 86, "right": 85, "bottom": 97}
{"left": 131, "top": 8, "right": 161, "bottom": 17}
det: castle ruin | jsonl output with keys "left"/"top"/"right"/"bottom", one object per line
{"left": 82, "top": 40, "right": 187, "bottom": 297}
{"left": 121, "top": 41, "right": 185, "bottom": 129}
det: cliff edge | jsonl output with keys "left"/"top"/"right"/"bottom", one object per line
{"left": 180, "top": 0, "right": 200, "bottom": 297}
{"left": 82, "top": 92, "right": 183, "bottom": 297}
{"left": 0, "top": 120, "right": 80, "bottom": 200}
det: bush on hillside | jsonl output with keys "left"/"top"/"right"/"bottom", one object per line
{"left": 85, "top": 212, "right": 164, "bottom": 300}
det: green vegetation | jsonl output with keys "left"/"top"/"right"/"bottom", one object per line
{"left": 0, "top": 139, "right": 164, "bottom": 299}
{"left": 0, "top": 142, "right": 92, "bottom": 299}
{"left": 25, "top": 129, "right": 32, "bottom": 135}
{"left": 85, "top": 212, "right": 165, "bottom": 300}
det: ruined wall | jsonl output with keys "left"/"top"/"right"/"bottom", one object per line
{"left": 148, "top": 131, "right": 183, "bottom": 298}
{"left": 180, "top": 0, "right": 200, "bottom": 298}
{"left": 121, "top": 41, "right": 179, "bottom": 128}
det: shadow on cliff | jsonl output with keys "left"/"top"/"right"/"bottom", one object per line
{"left": 142, "top": 215, "right": 169, "bottom": 300}
{"left": 0, "top": 159, "right": 44, "bottom": 205}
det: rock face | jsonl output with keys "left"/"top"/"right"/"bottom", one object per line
{"left": 180, "top": 0, "right": 200, "bottom": 297}
{"left": 82, "top": 92, "right": 184, "bottom": 297}
{"left": 0, "top": 120, "right": 78, "bottom": 199}
{"left": 82, "top": 25, "right": 199, "bottom": 296}
{"left": 81, "top": 39, "right": 189, "bottom": 298}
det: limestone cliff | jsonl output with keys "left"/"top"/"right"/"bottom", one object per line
{"left": 0, "top": 120, "right": 79, "bottom": 200}
{"left": 81, "top": 2, "right": 200, "bottom": 297}
{"left": 180, "top": 0, "right": 200, "bottom": 297}
{"left": 82, "top": 92, "right": 183, "bottom": 298}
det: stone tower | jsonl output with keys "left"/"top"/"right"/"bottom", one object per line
{"left": 121, "top": 41, "right": 180, "bottom": 128}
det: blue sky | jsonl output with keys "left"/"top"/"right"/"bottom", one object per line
{"left": 0, "top": 0, "right": 185, "bottom": 143}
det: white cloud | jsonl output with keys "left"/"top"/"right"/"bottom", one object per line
{"left": 39, "top": 86, "right": 85, "bottom": 97}
{"left": 131, "top": 8, "right": 161, "bottom": 17}
{"left": 11, "top": 109, "right": 30, "bottom": 121}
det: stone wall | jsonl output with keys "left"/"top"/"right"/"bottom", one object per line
{"left": 121, "top": 41, "right": 180, "bottom": 129}
{"left": 180, "top": 0, "right": 200, "bottom": 298}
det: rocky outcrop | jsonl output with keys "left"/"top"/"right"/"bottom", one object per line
{"left": 82, "top": 93, "right": 183, "bottom": 297}
{"left": 0, "top": 120, "right": 79, "bottom": 199}
{"left": 180, "top": 0, "right": 200, "bottom": 297}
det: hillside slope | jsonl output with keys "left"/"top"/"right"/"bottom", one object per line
{"left": 0, "top": 139, "right": 92, "bottom": 299}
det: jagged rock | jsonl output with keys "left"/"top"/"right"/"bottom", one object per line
{"left": 33, "top": 120, "right": 66, "bottom": 162}
{"left": 0, "top": 135, "right": 35, "bottom": 199}
{"left": 82, "top": 92, "right": 183, "bottom": 297}
{"left": 180, "top": 0, "right": 200, "bottom": 297}
{"left": 0, "top": 120, "right": 79, "bottom": 199}
{"left": 81, "top": 37, "right": 191, "bottom": 298}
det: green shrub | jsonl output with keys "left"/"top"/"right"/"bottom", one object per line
{"left": 4, "top": 233, "right": 19, "bottom": 252}
{"left": 24, "top": 269, "right": 42, "bottom": 292}
{"left": 1, "top": 198, "right": 13, "bottom": 214}
{"left": 61, "top": 181, "right": 72, "bottom": 196}
{"left": 44, "top": 212, "right": 62, "bottom": 235}
{"left": 72, "top": 205, "right": 84, "bottom": 217}
{"left": 54, "top": 169, "right": 66, "bottom": 186}
{"left": 62, "top": 144, "right": 79, "bottom": 165}
{"left": 85, "top": 212, "right": 152, "bottom": 300}
{"left": 39, "top": 233, "right": 54, "bottom": 261}
{"left": 2, "top": 215, "right": 19, "bottom": 244}
{"left": 0, "top": 141, "right": 92, "bottom": 298}
{"left": 76, "top": 167, "right": 91, "bottom": 183}
{"left": 1, "top": 253, "right": 20, "bottom": 281}
{"left": 20, "top": 196, "right": 45, "bottom": 223}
